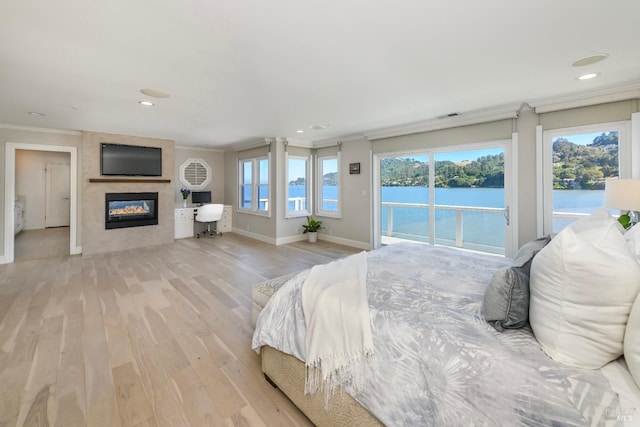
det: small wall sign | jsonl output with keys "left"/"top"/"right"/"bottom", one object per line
{"left": 349, "top": 162, "right": 360, "bottom": 174}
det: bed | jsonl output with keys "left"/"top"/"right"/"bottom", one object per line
{"left": 252, "top": 238, "right": 640, "bottom": 426}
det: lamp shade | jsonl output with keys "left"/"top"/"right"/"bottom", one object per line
{"left": 604, "top": 179, "right": 640, "bottom": 212}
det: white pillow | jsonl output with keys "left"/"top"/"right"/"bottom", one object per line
{"left": 624, "top": 224, "right": 640, "bottom": 258}
{"left": 529, "top": 209, "right": 640, "bottom": 369}
{"left": 625, "top": 293, "right": 640, "bottom": 387}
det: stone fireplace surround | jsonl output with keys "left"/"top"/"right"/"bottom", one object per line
{"left": 82, "top": 131, "right": 175, "bottom": 256}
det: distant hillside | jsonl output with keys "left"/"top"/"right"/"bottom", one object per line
{"left": 552, "top": 131, "right": 618, "bottom": 189}
{"left": 379, "top": 131, "right": 618, "bottom": 189}
{"left": 381, "top": 154, "right": 504, "bottom": 188}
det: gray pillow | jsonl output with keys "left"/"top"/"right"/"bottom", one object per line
{"left": 483, "top": 236, "right": 551, "bottom": 331}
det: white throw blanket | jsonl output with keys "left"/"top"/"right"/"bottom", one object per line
{"left": 301, "top": 251, "right": 374, "bottom": 406}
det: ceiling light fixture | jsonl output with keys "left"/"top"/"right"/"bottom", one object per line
{"left": 296, "top": 130, "right": 304, "bottom": 133}
{"left": 571, "top": 53, "right": 609, "bottom": 67}
{"left": 309, "top": 124, "right": 329, "bottom": 130}
{"left": 140, "top": 88, "right": 170, "bottom": 98}
{"left": 138, "top": 100, "right": 155, "bottom": 106}
{"left": 28, "top": 111, "right": 46, "bottom": 116}
{"left": 577, "top": 72, "right": 600, "bottom": 81}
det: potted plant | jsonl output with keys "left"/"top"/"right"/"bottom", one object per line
{"left": 302, "top": 216, "right": 323, "bottom": 243}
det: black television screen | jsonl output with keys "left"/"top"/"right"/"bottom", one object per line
{"left": 191, "top": 191, "right": 211, "bottom": 205}
{"left": 101, "top": 143, "right": 162, "bottom": 176}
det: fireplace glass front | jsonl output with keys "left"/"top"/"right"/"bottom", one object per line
{"left": 105, "top": 192, "right": 158, "bottom": 229}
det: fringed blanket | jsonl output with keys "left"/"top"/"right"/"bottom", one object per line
{"left": 301, "top": 251, "right": 374, "bottom": 406}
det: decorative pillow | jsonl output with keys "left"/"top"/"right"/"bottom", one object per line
{"left": 483, "top": 236, "right": 551, "bottom": 331}
{"left": 529, "top": 208, "right": 640, "bottom": 369}
{"left": 624, "top": 224, "right": 640, "bottom": 258}
{"left": 625, "top": 293, "right": 640, "bottom": 388}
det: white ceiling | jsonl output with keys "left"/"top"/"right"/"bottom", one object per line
{"left": 1, "top": 0, "right": 639, "bottom": 149}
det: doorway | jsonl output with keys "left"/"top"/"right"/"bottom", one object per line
{"left": 373, "top": 139, "right": 516, "bottom": 256}
{"left": 3, "top": 143, "right": 79, "bottom": 264}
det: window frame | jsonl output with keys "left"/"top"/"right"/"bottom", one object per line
{"left": 538, "top": 120, "right": 632, "bottom": 235}
{"left": 316, "top": 152, "right": 341, "bottom": 218}
{"left": 179, "top": 158, "right": 211, "bottom": 190}
{"left": 285, "top": 152, "right": 312, "bottom": 218}
{"left": 373, "top": 138, "right": 515, "bottom": 256}
{"left": 238, "top": 155, "right": 270, "bottom": 216}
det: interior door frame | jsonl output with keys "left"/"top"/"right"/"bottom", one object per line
{"left": 2, "top": 143, "right": 80, "bottom": 264}
{"left": 372, "top": 136, "right": 517, "bottom": 257}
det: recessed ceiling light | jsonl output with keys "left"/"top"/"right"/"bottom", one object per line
{"left": 577, "top": 72, "right": 600, "bottom": 81}
{"left": 28, "top": 111, "right": 46, "bottom": 116}
{"left": 309, "top": 124, "right": 329, "bottom": 130}
{"left": 138, "top": 100, "right": 155, "bottom": 106}
{"left": 140, "top": 88, "right": 170, "bottom": 98}
{"left": 296, "top": 130, "right": 304, "bottom": 133}
{"left": 571, "top": 53, "right": 609, "bottom": 67}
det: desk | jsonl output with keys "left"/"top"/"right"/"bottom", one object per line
{"left": 174, "top": 205, "right": 232, "bottom": 239}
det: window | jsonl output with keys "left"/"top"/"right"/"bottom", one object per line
{"left": 179, "top": 158, "right": 211, "bottom": 189}
{"left": 316, "top": 154, "right": 340, "bottom": 217}
{"left": 540, "top": 121, "right": 630, "bottom": 234}
{"left": 239, "top": 156, "right": 270, "bottom": 215}
{"left": 286, "top": 154, "right": 311, "bottom": 218}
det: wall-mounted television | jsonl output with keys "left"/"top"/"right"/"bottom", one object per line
{"left": 191, "top": 191, "right": 212, "bottom": 205}
{"left": 101, "top": 143, "right": 162, "bottom": 176}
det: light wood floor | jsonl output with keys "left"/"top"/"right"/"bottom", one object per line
{"left": 14, "top": 228, "right": 70, "bottom": 262}
{"left": 0, "top": 233, "right": 360, "bottom": 427}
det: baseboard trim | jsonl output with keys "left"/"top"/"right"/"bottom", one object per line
{"left": 275, "top": 235, "right": 307, "bottom": 245}
{"left": 71, "top": 246, "right": 82, "bottom": 255}
{"left": 231, "top": 228, "right": 277, "bottom": 245}
{"left": 318, "top": 234, "right": 371, "bottom": 250}
{"left": 231, "top": 227, "right": 370, "bottom": 250}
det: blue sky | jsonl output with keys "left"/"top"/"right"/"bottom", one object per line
{"left": 403, "top": 147, "right": 504, "bottom": 164}
{"left": 552, "top": 131, "right": 604, "bottom": 146}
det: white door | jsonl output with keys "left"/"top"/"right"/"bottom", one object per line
{"left": 45, "top": 163, "right": 70, "bottom": 227}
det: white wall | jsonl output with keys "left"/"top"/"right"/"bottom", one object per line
{"left": 16, "top": 150, "right": 70, "bottom": 230}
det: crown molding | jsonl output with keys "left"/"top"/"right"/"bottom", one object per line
{"left": 311, "top": 133, "right": 368, "bottom": 148}
{"left": 531, "top": 81, "right": 640, "bottom": 114}
{"left": 175, "top": 144, "right": 223, "bottom": 152}
{"left": 0, "top": 123, "right": 81, "bottom": 136}
{"left": 363, "top": 105, "right": 520, "bottom": 141}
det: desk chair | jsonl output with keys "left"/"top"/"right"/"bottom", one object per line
{"left": 195, "top": 204, "right": 224, "bottom": 238}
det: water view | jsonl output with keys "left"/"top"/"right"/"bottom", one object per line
{"left": 289, "top": 184, "right": 606, "bottom": 254}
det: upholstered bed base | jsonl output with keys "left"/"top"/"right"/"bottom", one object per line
{"left": 261, "top": 346, "right": 383, "bottom": 427}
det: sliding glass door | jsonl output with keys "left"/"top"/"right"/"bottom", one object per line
{"left": 375, "top": 141, "right": 513, "bottom": 256}
{"left": 434, "top": 148, "right": 505, "bottom": 254}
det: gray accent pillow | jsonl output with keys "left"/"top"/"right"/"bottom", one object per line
{"left": 483, "top": 236, "right": 551, "bottom": 331}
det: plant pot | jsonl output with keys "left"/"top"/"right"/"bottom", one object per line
{"left": 307, "top": 232, "right": 318, "bottom": 243}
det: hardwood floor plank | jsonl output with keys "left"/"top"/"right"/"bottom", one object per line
{"left": 53, "top": 300, "right": 86, "bottom": 427}
{"left": 0, "top": 233, "right": 358, "bottom": 426}
{"left": 170, "top": 366, "right": 226, "bottom": 427}
{"left": 83, "top": 285, "right": 121, "bottom": 427}
{"left": 127, "top": 315, "right": 190, "bottom": 427}
{"left": 112, "top": 362, "right": 155, "bottom": 427}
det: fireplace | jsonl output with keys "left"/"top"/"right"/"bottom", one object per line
{"left": 105, "top": 192, "right": 158, "bottom": 229}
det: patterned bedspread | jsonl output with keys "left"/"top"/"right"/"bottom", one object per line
{"left": 252, "top": 243, "right": 626, "bottom": 426}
